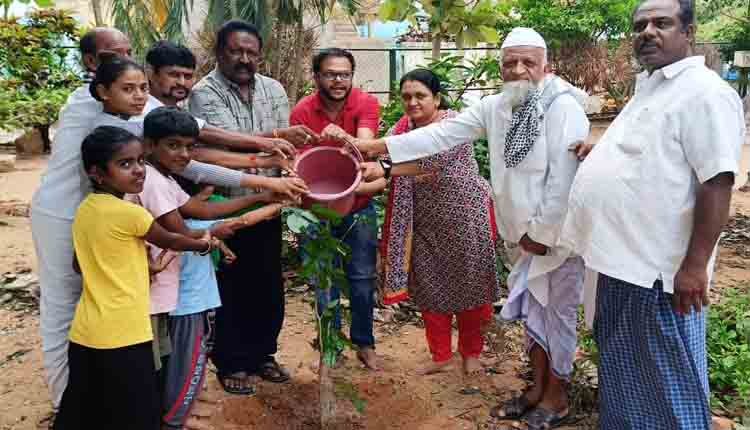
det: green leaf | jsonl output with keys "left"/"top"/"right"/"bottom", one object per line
{"left": 285, "top": 212, "right": 312, "bottom": 233}
{"left": 310, "top": 204, "right": 342, "bottom": 222}
{"left": 477, "top": 25, "right": 499, "bottom": 43}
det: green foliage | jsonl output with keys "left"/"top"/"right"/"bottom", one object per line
{"left": 496, "top": 0, "right": 639, "bottom": 49}
{"left": 707, "top": 287, "right": 750, "bottom": 415}
{"left": 0, "top": 9, "right": 80, "bottom": 134}
{"left": 379, "top": 0, "right": 500, "bottom": 50}
{"left": 1, "top": 0, "right": 54, "bottom": 20}
{"left": 286, "top": 206, "right": 352, "bottom": 367}
{"left": 110, "top": 0, "right": 194, "bottom": 59}
{"left": 698, "top": 0, "right": 750, "bottom": 57}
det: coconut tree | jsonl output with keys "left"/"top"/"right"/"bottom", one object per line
{"left": 109, "top": 0, "right": 358, "bottom": 100}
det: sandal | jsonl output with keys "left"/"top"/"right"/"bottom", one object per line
{"left": 257, "top": 359, "right": 290, "bottom": 383}
{"left": 490, "top": 395, "right": 533, "bottom": 419}
{"left": 525, "top": 407, "right": 569, "bottom": 430}
{"left": 217, "top": 372, "right": 256, "bottom": 395}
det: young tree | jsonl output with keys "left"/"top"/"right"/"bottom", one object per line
{"left": 379, "top": 0, "right": 500, "bottom": 58}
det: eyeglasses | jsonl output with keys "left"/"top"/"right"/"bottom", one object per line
{"left": 319, "top": 72, "right": 353, "bottom": 82}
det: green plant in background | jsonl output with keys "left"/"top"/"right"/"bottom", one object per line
{"left": 495, "top": 0, "right": 639, "bottom": 49}
{"left": 379, "top": 0, "right": 500, "bottom": 58}
{"left": 707, "top": 286, "right": 750, "bottom": 416}
{"left": 698, "top": 0, "right": 750, "bottom": 58}
{"left": 0, "top": 8, "right": 81, "bottom": 150}
{"left": 1, "top": 0, "right": 54, "bottom": 20}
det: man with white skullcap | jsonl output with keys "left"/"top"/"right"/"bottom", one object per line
{"left": 354, "top": 27, "right": 589, "bottom": 429}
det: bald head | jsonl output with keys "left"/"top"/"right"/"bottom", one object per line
{"left": 80, "top": 28, "right": 132, "bottom": 73}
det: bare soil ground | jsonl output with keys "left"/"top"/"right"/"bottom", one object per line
{"left": 1, "top": 147, "right": 749, "bottom": 430}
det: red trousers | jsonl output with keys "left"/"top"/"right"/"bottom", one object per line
{"left": 422, "top": 304, "right": 492, "bottom": 363}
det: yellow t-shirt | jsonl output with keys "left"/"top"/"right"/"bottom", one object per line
{"left": 70, "top": 193, "right": 155, "bottom": 349}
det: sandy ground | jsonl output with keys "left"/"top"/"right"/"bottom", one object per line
{"left": 1, "top": 145, "right": 749, "bottom": 429}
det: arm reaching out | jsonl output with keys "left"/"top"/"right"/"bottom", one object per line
{"left": 142, "top": 221, "right": 211, "bottom": 254}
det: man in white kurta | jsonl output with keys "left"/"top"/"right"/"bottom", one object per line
{"left": 560, "top": 1, "right": 744, "bottom": 428}
{"left": 356, "top": 28, "right": 589, "bottom": 429}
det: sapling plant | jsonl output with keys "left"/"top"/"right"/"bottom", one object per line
{"left": 284, "top": 205, "right": 367, "bottom": 427}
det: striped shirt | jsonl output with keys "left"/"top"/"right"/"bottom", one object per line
{"left": 189, "top": 68, "right": 290, "bottom": 196}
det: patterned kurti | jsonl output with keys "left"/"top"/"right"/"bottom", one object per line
{"left": 382, "top": 112, "right": 500, "bottom": 314}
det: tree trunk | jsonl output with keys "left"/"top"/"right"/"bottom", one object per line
{"left": 229, "top": 0, "right": 239, "bottom": 18}
{"left": 38, "top": 125, "right": 51, "bottom": 153}
{"left": 319, "top": 359, "right": 336, "bottom": 429}
{"left": 91, "top": 0, "right": 105, "bottom": 26}
{"left": 431, "top": 33, "right": 441, "bottom": 59}
{"left": 287, "top": 19, "right": 305, "bottom": 105}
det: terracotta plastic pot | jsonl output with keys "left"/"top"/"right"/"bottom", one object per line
{"left": 294, "top": 145, "right": 363, "bottom": 216}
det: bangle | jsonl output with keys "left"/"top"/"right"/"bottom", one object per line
{"left": 198, "top": 240, "right": 211, "bottom": 255}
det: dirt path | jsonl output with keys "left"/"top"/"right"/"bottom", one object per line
{"left": 1, "top": 149, "right": 749, "bottom": 430}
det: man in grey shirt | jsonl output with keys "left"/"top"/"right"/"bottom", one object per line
{"left": 189, "top": 20, "right": 303, "bottom": 393}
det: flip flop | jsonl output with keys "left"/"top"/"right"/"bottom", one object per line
{"left": 525, "top": 407, "right": 569, "bottom": 430}
{"left": 257, "top": 359, "right": 290, "bottom": 383}
{"left": 489, "top": 395, "right": 533, "bottom": 419}
{"left": 217, "top": 372, "right": 256, "bottom": 395}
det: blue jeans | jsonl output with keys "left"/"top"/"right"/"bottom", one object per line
{"left": 310, "top": 204, "right": 377, "bottom": 348}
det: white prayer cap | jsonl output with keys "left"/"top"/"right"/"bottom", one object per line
{"left": 501, "top": 27, "right": 547, "bottom": 51}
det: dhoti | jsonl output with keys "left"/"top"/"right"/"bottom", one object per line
{"left": 501, "top": 256, "right": 584, "bottom": 378}
{"left": 594, "top": 274, "right": 711, "bottom": 430}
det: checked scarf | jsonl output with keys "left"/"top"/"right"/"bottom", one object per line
{"left": 504, "top": 87, "right": 544, "bottom": 168}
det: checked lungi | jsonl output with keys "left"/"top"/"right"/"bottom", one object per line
{"left": 594, "top": 274, "right": 711, "bottom": 430}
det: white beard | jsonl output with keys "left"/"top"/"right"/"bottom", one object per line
{"left": 503, "top": 80, "right": 537, "bottom": 110}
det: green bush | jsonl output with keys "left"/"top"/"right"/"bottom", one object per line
{"left": 707, "top": 286, "right": 750, "bottom": 415}
{"left": 0, "top": 9, "right": 81, "bottom": 147}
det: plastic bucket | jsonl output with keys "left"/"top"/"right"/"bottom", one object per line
{"left": 294, "top": 145, "right": 363, "bottom": 216}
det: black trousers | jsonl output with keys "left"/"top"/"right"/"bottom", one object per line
{"left": 54, "top": 341, "right": 159, "bottom": 430}
{"left": 212, "top": 217, "right": 284, "bottom": 376}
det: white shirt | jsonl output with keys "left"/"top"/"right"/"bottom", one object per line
{"left": 386, "top": 76, "right": 590, "bottom": 249}
{"left": 31, "top": 85, "right": 205, "bottom": 220}
{"left": 31, "top": 85, "right": 162, "bottom": 220}
{"left": 560, "top": 56, "right": 745, "bottom": 293}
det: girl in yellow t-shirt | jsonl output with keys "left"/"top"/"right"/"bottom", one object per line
{"left": 54, "top": 126, "right": 214, "bottom": 430}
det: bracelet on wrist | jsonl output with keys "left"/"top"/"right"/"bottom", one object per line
{"left": 198, "top": 240, "right": 212, "bottom": 256}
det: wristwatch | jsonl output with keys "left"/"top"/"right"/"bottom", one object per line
{"left": 378, "top": 158, "right": 393, "bottom": 179}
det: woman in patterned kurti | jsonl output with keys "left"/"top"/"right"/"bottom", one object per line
{"left": 380, "top": 69, "right": 500, "bottom": 375}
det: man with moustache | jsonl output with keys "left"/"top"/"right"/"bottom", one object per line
{"left": 560, "top": 0, "right": 744, "bottom": 428}
{"left": 353, "top": 28, "right": 589, "bottom": 429}
{"left": 289, "top": 48, "right": 383, "bottom": 370}
{"left": 189, "top": 20, "right": 314, "bottom": 393}
{"left": 145, "top": 40, "right": 301, "bottom": 159}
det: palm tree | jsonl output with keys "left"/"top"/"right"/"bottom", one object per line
{"left": 109, "top": 0, "right": 358, "bottom": 102}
